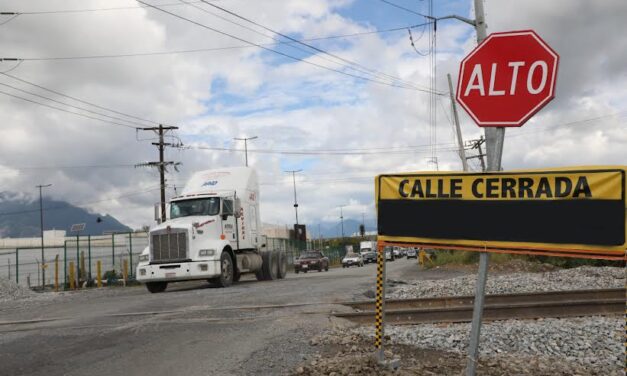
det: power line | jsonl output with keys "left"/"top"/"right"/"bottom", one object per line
{"left": 8, "top": 1, "right": 209, "bottom": 15}
{"left": 179, "top": 144, "right": 461, "bottom": 156}
{"left": 1, "top": 73, "right": 158, "bottom": 125}
{"left": 11, "top": 24, "right": 430, "bottom": 61}
{"left": 377, "top": 0, "right": 431, "bottom": 19}
{"left": 0, "top": 164, "right": 136, "bottom": 172}
{"left": 194, "top": 0, "right": 430, "bottom": 91}
{"left": 179, "top": 0, "right": 418, "bottom": 90}
{"left": 137, "top": 0, "right": 441, "bottom": 94}
{"left": 0, "top": 89, "right": 139, "bottom": 129}
{"left": 0, "top": 81, "right": 151, "bottom": 128}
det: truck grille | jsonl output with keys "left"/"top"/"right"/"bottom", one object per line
{"left": 151, "top": 231, "right": 188, "bottom": 263}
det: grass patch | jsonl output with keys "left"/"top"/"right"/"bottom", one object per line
{"left": 425, "top": 250, "right": 625, "bottom": 269}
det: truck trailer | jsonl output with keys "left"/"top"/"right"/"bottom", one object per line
{"left": 136, "top": 167, "right": 287, "bottom": 293}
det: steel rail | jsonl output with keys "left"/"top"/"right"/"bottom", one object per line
{"left": 334, "top": 288, "right": 625, "bottom": 325}
{"left": 343, "top": 288, "right": 625, "bottom": 310}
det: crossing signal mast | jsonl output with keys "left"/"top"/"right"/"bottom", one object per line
{"left": 136, "top": 124, "right": 180, "bottom": 223}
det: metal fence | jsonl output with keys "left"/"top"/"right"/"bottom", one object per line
{"left": 0, "top": 232, "right": 147, "bottom": 289}
{"left": 0, "top": 233, "right": 351, "bottom": 288}
{"left": 264, "top": 238, "right": 347, "bottom": 267}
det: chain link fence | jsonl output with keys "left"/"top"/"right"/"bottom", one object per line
{"left": 0, "top": 233, "right": 353, "bottom": 288}
{"left": 0, "top": 232, "right": 147, "bottom": 289}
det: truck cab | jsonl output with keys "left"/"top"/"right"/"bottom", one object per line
{"left": 136, "top": 167, "right": 286, "bottom": 293}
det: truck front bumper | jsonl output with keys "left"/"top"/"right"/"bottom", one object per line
{"left": 136, "top": 260, "right": 221, "bottom": 283}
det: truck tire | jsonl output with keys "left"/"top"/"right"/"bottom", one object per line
{"left": 214, "top": 251, "right": 234, "bottom": 287}
{"left": 256, "top": 251, "right": 278, "bottom": 281}
{"left": 277, "top": 250, "right": 287, "bottom": 279}
{"left": 146, "top": 281, "right": 167, "bottom": 293}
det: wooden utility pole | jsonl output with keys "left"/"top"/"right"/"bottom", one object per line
{"left": 136, "top": 124, "right": 179, "bottom": 223}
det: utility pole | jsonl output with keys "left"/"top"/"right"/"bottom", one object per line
{"left": 36, "top": 184, "right": 51, "bottom": 290}
{"left": 338, "top": 205, "right": 346, "bottom": 240}
{"left": 420, "top": 4, "right": 502, "bottom": 375}
{"left": 465, "top": 137, "right": 486, "bottom": 172}
{"left": 447, "top": 73, "right": 468, "bottom": 171}
{"left": 136, "top": 125, "right": 180, "bottom": 223}
{"left": 466, "top": 1, "right": 498, "bottom": 375}
{"left": 285, "top": 169, "right": 302, "bottom": 225}
{"left": 234, "top": 136, "right": 257, "bottom": 167}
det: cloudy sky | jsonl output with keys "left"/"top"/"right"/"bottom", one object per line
{"left": 0, "top": 0, "right": 625, "bottom": 233}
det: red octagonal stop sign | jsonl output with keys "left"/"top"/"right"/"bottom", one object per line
{"left": 456, "top": 30, "right": 559, "bottom": 127}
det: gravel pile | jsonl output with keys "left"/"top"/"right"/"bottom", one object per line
{"left": 389, "top": 266, "right": 625, "bottom": 299}
{"left": 362, "top": 316, "right": 624, "bottom": 371}
{"left": 0, "top": 278, "right": 37, "bottom": 302}
{"left": 295, "top": 327, "right": 617, "bottom": 375}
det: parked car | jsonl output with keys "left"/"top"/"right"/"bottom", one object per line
{"left": 406, "top": 247, "right": 418, "bottom": 259}
{"left": 385, "top": 247, "right": 395, "bottom": 261}
{"left": 392, "top": 246, "right": 403, "bottom": 258}
{"left": 342, "top": 252, "right": 364, "bottom": 268}
{"left": 294, "top": 250, "right": 329, "bottom": 273}
{"left": 360, "top": 248, "right": 377, "bottom": 264}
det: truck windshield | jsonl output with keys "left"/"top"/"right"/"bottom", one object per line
{"left": 170, "top": 197, "right": 220, "bottom": 219}
{"left": 360, "top": 248, "right": 372, "bottom": 253}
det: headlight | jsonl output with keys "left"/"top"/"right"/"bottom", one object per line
{"left": 139, "top": 254, "right": 149, "bottom": 262}
{"left": 199, "top": 249, "right": 216, "bottom": 257}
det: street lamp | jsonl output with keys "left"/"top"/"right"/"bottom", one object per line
{"left": 36, "top": 183, "right": 52, "bottom": 290}
{"left": 338, "top": 205, "right": 346, "bottom": 239}
{"left": 284, "top": 169, "right": 302, "bottom": 225}
{"left": 233, "top": 136, "right": 258, "bottom": 167}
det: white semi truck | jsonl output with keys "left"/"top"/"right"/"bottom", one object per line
{"left": 136, "top": 167, "right": 287, "bottom": 293}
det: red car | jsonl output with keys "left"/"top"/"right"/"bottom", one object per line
{"left": 294, "top": 250, "right": 329, "bottom": 273}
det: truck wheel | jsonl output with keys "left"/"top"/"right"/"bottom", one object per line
{"left": 269, "top": 251, "right": 279, "bottom": 280}
{"left": 215, "top": 252, "right": 234, "bottom": 287}
{"left": 257, "top": 251, "right": 278, "bottom": 281}
{"left": 277, "top": 250, "right": 287, "bottom": 279}
{"left": 146, "top": 282, "right": 167, "bottom": 293}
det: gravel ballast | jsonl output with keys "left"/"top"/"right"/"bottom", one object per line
{"left": 355, "top": 316, "right": 624, "bottom": 373}
{"left": 326, "top": 265, "right": 626, "bottom": 375}
{"left": 389, "top": 266, "right": 625, "bottom": 299}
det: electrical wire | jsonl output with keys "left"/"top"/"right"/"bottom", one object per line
{"left": 1, "top": 73, "right": 158, "bottom": 125}
{"left": 0, "top": 13, "right": 19, "bottom": 26}
{"left": 0, "top": 82, "right": 152, "bottom": 128}
{"left": 0, "top": 89, "right": 139, "bottom": 129}
{"left": 194, "top": 0, "right": 430, "bottom": 91}
{"left": 0, "top": 164, "right": 136, "bottom": 172}
{"left": 14, "top": 23, "right": 431, "bottom": 61}
{"left": 136, "top": 0, "right": 441, "bottom": 94}
{"left": 377, "top": 0, "right": 431, "bottom": 19}
{"left": 178, "top": 144, "right": 461, "bottom": 156}
{"left": 10, "top": 1, "right": 208, "bottom": 15}
{"left": 179, "top": 0, "right": 417, "bottom": 90}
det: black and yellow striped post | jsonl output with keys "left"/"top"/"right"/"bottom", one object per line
{"left": 374, "top": 241, "right": 386, "bottom": 362}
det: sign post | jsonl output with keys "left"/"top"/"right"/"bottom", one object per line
{"left": 376, "top": 167, "right": 626, "bottom": 374}
{"left": 455, "top": 22, "right": 559, "bottom": 374}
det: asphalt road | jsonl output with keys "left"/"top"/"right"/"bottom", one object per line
{"left": 0, "top": 258, "right": 467, "bottom": 376}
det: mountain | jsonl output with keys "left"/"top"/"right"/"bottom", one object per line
{"left": 0, "top": 192, "right": 131, "bottom": 238}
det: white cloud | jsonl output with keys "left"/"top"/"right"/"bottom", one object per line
{"left": 0, "top": 0, "right": 624, "bottom": 231}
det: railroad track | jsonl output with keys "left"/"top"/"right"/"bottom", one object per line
{"left": 334, "top": 288, "right": 625, "bottom": 325}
